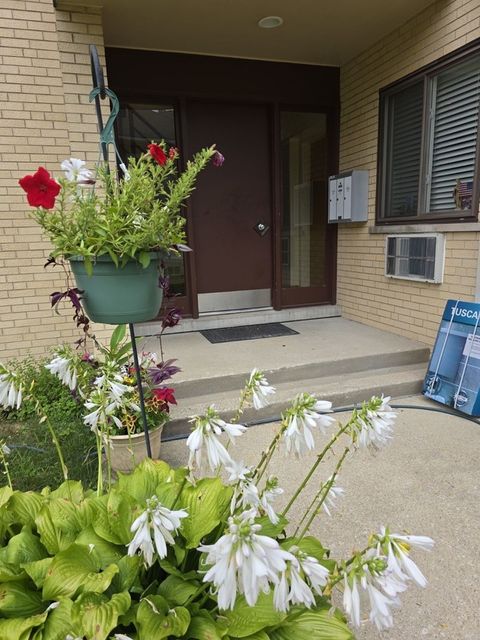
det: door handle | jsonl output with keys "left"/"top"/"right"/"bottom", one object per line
{"left": 253, "top": 221, "right": 270, "bottom": 237}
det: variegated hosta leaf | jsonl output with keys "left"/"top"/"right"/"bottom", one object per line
{"left": 71, "top": 591, "right": 131, "bottom": 640}
{"left": 42, "top": 543, "right": 119, "bottom": 600}
{"left": 136, "top": 594, "right": 190, "bottom": 639}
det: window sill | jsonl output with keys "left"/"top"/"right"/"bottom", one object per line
{"left": 370, "top": 222, "right": 480, "bottom": 234}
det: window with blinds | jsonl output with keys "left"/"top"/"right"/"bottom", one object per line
{"left": 428, "top": 56, "right": 480, "bottom": 211}
{"left": 378, "top": 49, "right": 480, "bottom": 222}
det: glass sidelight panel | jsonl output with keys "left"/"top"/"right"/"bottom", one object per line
{"left": 116, "top": 104, "right": 186, "bottom": 296}
{"left": 281, "top": 111, "right": 328, "bottom": 289}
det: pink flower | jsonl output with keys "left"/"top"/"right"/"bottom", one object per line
{"left": 19, "top": 167, "right": 61, "bottom": 209}
{"left": 212, "top": 151, "right": 224, "bottom": 167}
{"left": 148, "top": 143, "right": 167, "bottom": 166}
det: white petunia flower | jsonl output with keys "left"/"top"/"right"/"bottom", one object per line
{"left": 198, "top": 509, "right": 293, "bottom": 610}
{"left": 0, "top": 368, "right": 23, "bottom": 410}
{"left": 321, "top": 475, "right": 345, "bottom": 517}
{"left": 248, "top": 368, "right": 276, "bottom": 409}
{"left": 61, "top": 157, "right": 94, "bottom": 183}
{"left": 127, "top": 496, "right": 188, "bottom": 567}
{"left": 45, "top": 355, "right": 77, "bottom": 391}
{"left": 187, "top": 407, "right": 246, "bottom": 472}
{"left": 283, "top": 394, "right": 335, "bottom": 456}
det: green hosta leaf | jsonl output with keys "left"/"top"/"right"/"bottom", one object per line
{"left": 47, "top": 480, "right": 85, "bottom": 503}
{"left": 92, "top": 490, "right": 136, "bottom": 545}
{"left": 71, "top": 591, "right": 131, "bottom": 640}
{"left": 110, "top": 554, "right": 142, "bottom": 593}
{"left": 0, "top": 612, "right": 47, "bottom": 640}
{"left": 116, "top": 458, "right": 172, "bottom": 502}
{"left": 0, "top": 485, "right": 13, "bottom": 508}
{"left": 187, "top": 610, "right": 228, "bottom": 640}
{"left": 42, "top": 543, "right": 119, "bottom": 600}
{"left": 179, "top": 477, "right": 232, "bottom": 548}
{"left": 235, "top": 633, "right": 270, "bottom": 640}
{"left": 287, "top": 536, "right": 327, "bottom": 562}
{"left": 75, "top": 525, "right": 124, "bottom": 568}
{"left": 0, "top": 582, "right": 44, "bottom": 618}
{"left": 158, "top": 574, "right": 200, "bottom": 606}
{"left": 255, "top": 514, "right": 288, "bottom": 538}
{"left": 269, "top": 607, "right": 353, "bottom": 640}
{"left": 136, "top": 595, "right": 190, "bottom": 639}
{"left": 224, "top": 592, "right": 285, "bottom": 638}
{"left": 109, "top": 324, "right": 127, "bottom": 352}
{"left": 5, "top": 527, "right": 48, "bottom": 565}
{"left": 35, "top": 504, "right": 78, "bottom": 555}
{"left": 34, "top": 598, "right": 73, "bottom": 640}
{"left": 22, "top": 557, "right": 53, "bottom": 589}
{"left": 0, "top": 560, "right": 26, "bottom": 582}
{"left": 8, "top": 491, "right": 44, "bottom": 526}
{"left": 158, "top": 557, "right": 198, "bottom": 581}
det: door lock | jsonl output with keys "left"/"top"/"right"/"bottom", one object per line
{"left": 253, "top": 221, "right": 270, "bottom": 237}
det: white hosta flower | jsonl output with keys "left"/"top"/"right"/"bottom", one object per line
{"left": 343, "top": 573, "right": 361, "bottom": 628}
{"left": 379, "top": 529, "right": 434, "bottom": 588}
{"left": 127, "top": 496, "right": 188, "bottom": 567}
{"left": 198, "top": 510, "right": 293, "bottom": 610}
{"left": 355, "top": 395, "right": 397, "bottom": 448}
{"left": 0, "top": 368, "right": 23, "bottom": 410}
{"left": 45, "top": 355, "right": 77, "bottom": 391}
{"left": 260, "top": 478, "right": 283, "bottom": 525}
{"left": 187, "top": 407, "right": 246, "bottom": 472}
{"left": 365, "top": 580, "right": 400, "bottom": 631}
{"left": 283, "top": 394, "right": 335, "bottom": 456}
{"left": 248, "top": 368, "right": 276, "bottom": 409}
{"left": 274, "top": 546, "right": 329, "bottom": 612}
{"left": 61, "top": 157, "right": 93, "bottom": 183}
{"left": 321, "top": 475, "right": 345, "bottom": 517}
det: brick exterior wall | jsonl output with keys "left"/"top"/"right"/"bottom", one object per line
{"left": 0, "top": 1, "right": 110, "bottom": 360}
{"left": 338, "top": 0, "right": 480, "bottom": 345}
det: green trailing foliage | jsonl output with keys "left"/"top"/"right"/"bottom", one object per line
{"left": 0, "top": 460, "right": 353, "bottom": 640}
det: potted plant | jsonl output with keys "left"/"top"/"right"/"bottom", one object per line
{"left": 46, "top": 324, "right": 180, "bottom": 475}
{"left": 18, "top": 142, "right": 221, "bottom": 324}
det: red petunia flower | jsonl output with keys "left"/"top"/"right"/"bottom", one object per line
{"left": 148, "top": 143, "right": 167, "bottom": 166}
{"left": 152, "top": 387, "right": 177, "bottom": 405}
{"left": 19, "top": 167, "right": 61, "bottom": 209}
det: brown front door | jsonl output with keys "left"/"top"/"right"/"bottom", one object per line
{"left": 186, "top": 101, "right": 273, "bottom": 313}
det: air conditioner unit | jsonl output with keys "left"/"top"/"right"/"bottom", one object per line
{"left": 385, "top": 234, "right": 445, "bottom": 284}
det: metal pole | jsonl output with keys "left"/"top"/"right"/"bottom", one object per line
{"left": 129, "top": 322, "right": 152, "bottom": 458}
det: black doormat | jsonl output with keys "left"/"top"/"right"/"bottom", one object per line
{"left": 200, "top": 322, "right": 299, "bottom": 344}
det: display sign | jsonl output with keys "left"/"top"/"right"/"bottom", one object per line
{"left": 423, "top": 299, "right": 480, "bottom": 417}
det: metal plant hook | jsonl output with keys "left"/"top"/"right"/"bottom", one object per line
{"left": 88, "top": 44, "right": 153, "bottom": 459}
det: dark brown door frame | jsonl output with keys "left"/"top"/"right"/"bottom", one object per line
{"left": 272, "top": 104, "right": 338, "bottom": 309}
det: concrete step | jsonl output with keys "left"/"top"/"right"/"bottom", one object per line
{"left": 164, "top": 362, "right": 428, "bottom": 439}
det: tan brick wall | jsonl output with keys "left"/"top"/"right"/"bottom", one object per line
{"left": 338, "top": 0, "right": 480, "bottom": 345}
{"left": 0, "top": 1, "right": 111, "bottom": 361}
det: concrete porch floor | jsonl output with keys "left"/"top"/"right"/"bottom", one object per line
{"left": 141, "top": 317, "right": 431, "bottom": 436}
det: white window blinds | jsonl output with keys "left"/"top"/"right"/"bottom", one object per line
{"left": 428, "top": 57, "right": 480, "bottom": 211}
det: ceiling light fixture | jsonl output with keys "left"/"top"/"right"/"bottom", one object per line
{"left": 258, "top": 16, "right": 283, "bottom": 29}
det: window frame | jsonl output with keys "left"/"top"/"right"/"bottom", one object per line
{"left": 376, "top": 40, "right": 480, "bottom": 225}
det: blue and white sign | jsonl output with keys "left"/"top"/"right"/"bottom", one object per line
{"left": 423, "top": 299, "right": 480, "bottom": 417}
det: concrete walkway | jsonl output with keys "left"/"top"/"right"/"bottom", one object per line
{"left": 161, "top": 395, "right": 480, "bottom": 640}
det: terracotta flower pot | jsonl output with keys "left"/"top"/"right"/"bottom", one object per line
{"left": 69, "top": 253, "right": 163, "bottom": 324}
{"left": 109, "top": 425, "right": 163, "bottom": 474}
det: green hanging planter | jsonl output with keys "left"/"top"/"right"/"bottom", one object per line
{"left": 69, "top": 254, "right": 163, "bottom": 324}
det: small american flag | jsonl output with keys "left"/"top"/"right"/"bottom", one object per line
{"left": 454, "top": 179, "right": 473, "bottom": 209}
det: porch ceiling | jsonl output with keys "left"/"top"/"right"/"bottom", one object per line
{"left": 97, "top": 0, "right": 435, "bottom": 66}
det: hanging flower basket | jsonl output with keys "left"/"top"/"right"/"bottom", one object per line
{"left": 69, "top": 253, "right": 163, "bottom": 324}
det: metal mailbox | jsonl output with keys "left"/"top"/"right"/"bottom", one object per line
{"left": 328, "top": 170, "right": 368, "bottom": 223}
